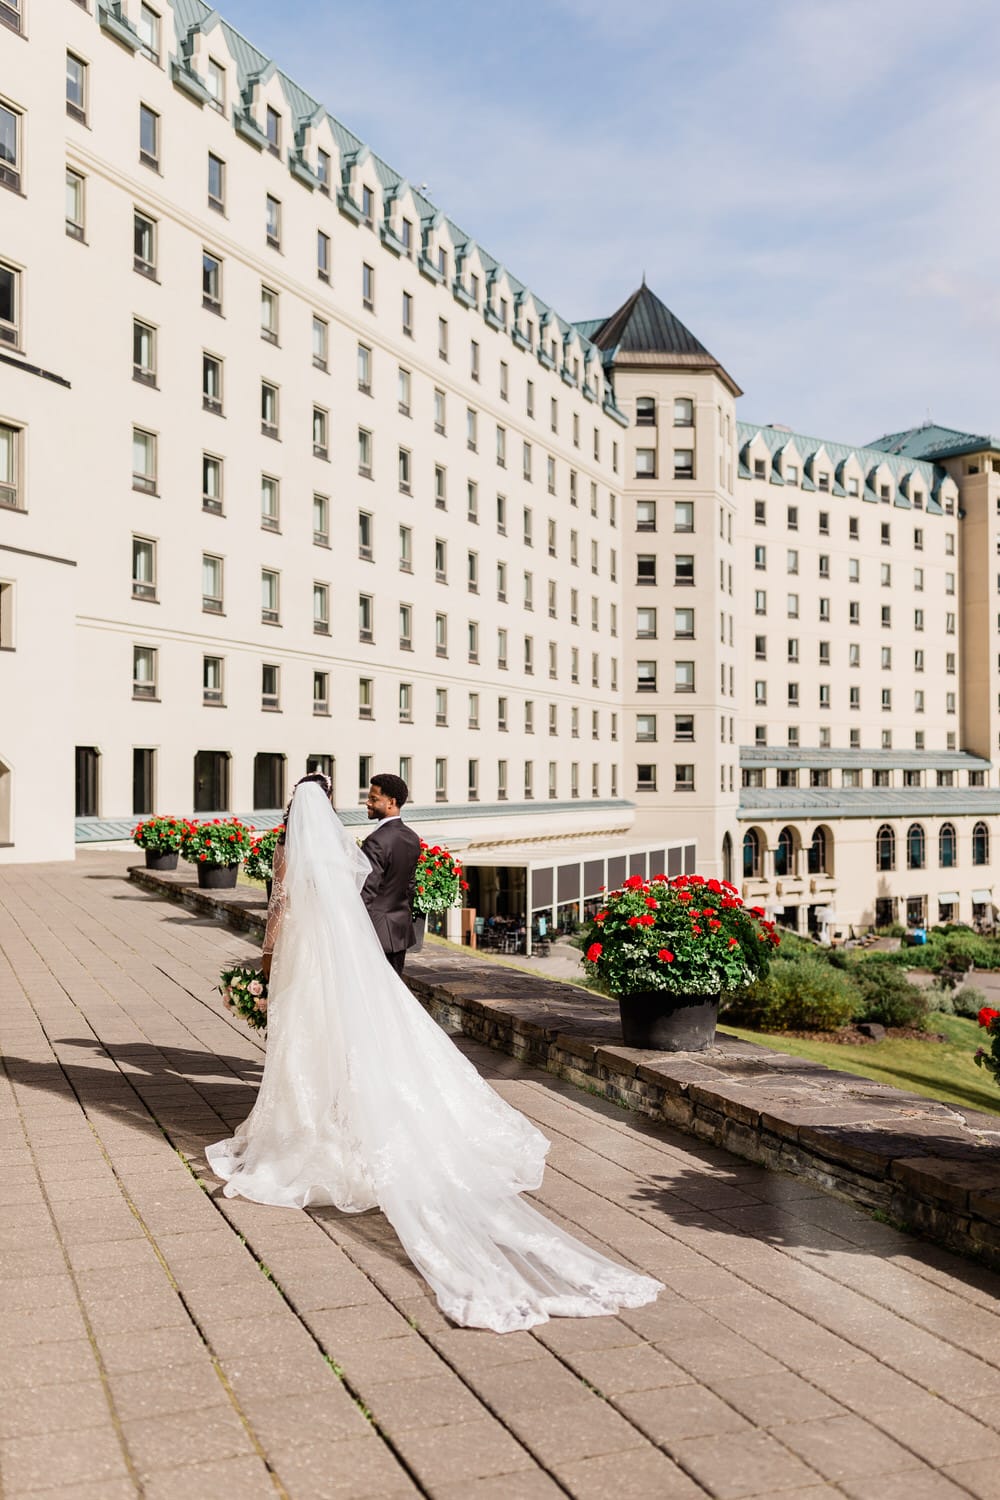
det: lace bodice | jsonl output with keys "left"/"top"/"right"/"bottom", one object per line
{"left": 262, "top": 841, "right": 287, "bottom": 957}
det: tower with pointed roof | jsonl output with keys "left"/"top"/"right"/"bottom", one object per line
{"left": 581, "top": 285, "right": 743, "bottom": 880}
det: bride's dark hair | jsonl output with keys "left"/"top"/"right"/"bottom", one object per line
{"left": 278, "top": 772, "right": 333, "bottom": 844}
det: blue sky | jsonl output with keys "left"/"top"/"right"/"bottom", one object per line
{"left": 217, "top": 0, "right": 1000, "bottom": 446}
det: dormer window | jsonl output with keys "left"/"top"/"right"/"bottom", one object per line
{"left": 525, "top": 319, "right": 533, "bottom": 345}
{"left": 361, "top": 185, "right": 373, "bottom": 225}
{"left": 499, "top": 298, "right": 508, "bottom": 327}
{"left": 818, "top": 472, "right": 830, "bottom": 491}
{"left": 913, "top": 489, "right": 923, "bottom": 509}
{"left": 880, "top": 484, "right": 890, "bottom": 500}
{"left": 205, "top": 59, "right": 225, "bottom": 111}
{"left": 401, "top": 218, "right": 412, "bottom": 255}
{"left": 469, "top": 273, "right": 479, "bottom": 303}
{"left": 316, "top": 149, "right": 330, "bottom": 193}
{"left": 848, "top": 477, "right": 859, "bottom": 496}
{"left": 785, "top": 464, "right": 798, "bottom": 484}
{"left": 753, "top": 459, "right": 766, "bottom": 478}
{"left": 437, "top": 247, "right": 447, "bottom": 278}
{"left": 265, "top": 107, "right": 280, "bottom": 156}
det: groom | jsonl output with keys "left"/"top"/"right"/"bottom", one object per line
{"left": 361, "top": 773, "right": 422, "bottom": 974}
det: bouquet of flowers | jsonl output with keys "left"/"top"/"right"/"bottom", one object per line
{"left": 131, "top": 816, "right": 192, "bottom": 854}
{"left": 974, "top": 1006, "right": 1000, "bottom": 1088}
{"left": 582, "top": 873, "right": 779, "bottom": 997}
{"left": 244, "top": 826, "right": 283, "bottom": 883}
{"left": 219, "top": 963, "right": 268, "bottom": 1030}
{"left": 413, "top": 841, "right": 469, "bottom": 915}
{"left": 179, "top": 818, "right": 255, "bottom": 867}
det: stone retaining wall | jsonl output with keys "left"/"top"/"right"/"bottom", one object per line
{"left": 130, "top": 864, "right": 1000, "bottom": 1269}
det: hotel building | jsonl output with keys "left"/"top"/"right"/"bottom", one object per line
{"left": 2, "top": 0, "right": 999, "bottom": 934}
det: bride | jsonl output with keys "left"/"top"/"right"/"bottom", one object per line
{"left": 206, "top": 777, "right": 661, "bottom": 1333}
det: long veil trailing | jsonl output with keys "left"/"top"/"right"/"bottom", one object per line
{"left": 206, "top": 784, "right": 661, "bottom": 1332}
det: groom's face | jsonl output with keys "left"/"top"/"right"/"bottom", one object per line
{"left": 366, "top": 783, "right": 398, "bottom": 820}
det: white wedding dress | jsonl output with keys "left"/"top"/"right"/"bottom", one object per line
{"left": 206, "top": 784, "right": 661, "bottom": 1332}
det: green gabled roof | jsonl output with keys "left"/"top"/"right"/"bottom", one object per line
{"left": 166, "top": 1, "right": 598, "bottom": 361}
{"left": 737, "top": 422, "right": 949, "bottom": 513}
{"left": 868, "top": 422, "right": 1000, "bottom": 462}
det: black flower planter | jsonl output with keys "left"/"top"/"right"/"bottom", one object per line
{"left": 196, "top": 862, "right": 239, "bottom": 891}
{"left": 618, "top": 991, "right": 719, "bottom": 1052}
{"left": 144, "top": 849, "right": 178, "bottom": 871}
{"left": 411, "top": 914, "right": 427, "bottom": 952}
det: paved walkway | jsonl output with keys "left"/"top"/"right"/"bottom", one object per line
{"left": 3, "top": 854, "right": 1000, "bottom": 1499}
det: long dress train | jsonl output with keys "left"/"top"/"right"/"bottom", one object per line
{"left": 206, "top": 785, "right": 661, "bottom": 1332}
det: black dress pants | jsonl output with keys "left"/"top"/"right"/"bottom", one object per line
{"left": 386, "top": 949, "right": 406, "bottom": 975}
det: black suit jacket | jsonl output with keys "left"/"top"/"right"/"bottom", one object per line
{"left": 360, "top": 818, "right": 422, "bottom": 955}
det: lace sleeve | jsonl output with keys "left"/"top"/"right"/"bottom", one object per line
{"left": 263, "top": 841, "right": 287, "bottom": 957}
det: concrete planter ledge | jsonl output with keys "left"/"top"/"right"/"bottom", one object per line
{"left": 130, "top": 864, "right": 1000, "bottom": 1269}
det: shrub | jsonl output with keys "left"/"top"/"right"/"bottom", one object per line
{"left": 244, "top": 826, "right": 283, "bottom": 883}
{"left": 722, "top": 953, "right": 857, "bottom": 1032}
{"left": 179, "top": 818, "right": 255, "bottom": 865}
{"left": 952, "top": 983, "right": 989, "bottom": 1018}
{"left": 923, "top": 981, "right": 956, "bottom": 1015}
{"left": 851, "top": 964, "right": 929, "bottom": 1029}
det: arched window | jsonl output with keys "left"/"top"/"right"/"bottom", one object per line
{"left": 635, "top": 396, "right": 656, "bottom": 427}
{"left": 722, "top": 832, "right": 733, "bottom": 885}
{"left": 938, "top": 822, "right": 957, "bottom": 869}
{"left": 907, "top": 823, "right": 925, "bottom": 870}
{"left": 808, "top": 826, "right": 827, "bottom": 875}
{"left": 876, "top": 824, "right": 895, "bottom": 872}
{"left": 774, "top": 826, "right": 795, "bottom": 878}
{"left": 743, "top": 829, "right": 760, "bottom": 879}
{"left": 973, "top": 821, "right": 990, "bottom": 867}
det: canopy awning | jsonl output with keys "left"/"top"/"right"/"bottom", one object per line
{"left": 972, "top": 889, "right": 993, "bottom": 903}
{"left": 937, "top": 892, "right": 960, "bottom": 904}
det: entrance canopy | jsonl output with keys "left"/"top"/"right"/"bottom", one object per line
{"left": 459, "top": 834, "right": 696, "bottom": 953}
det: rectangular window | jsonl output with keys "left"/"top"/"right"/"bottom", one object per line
{"left": 435, "top": 687, "right": 448, "bottom": 726}
{"left": 261, "top": 568, "right": 280, "bottom": 624}
{"left": 207, "top": 152, "right": 225, "bottom": 212}
{"left": 139, "top": 104, "right": 159, "bottom": 170}
{"left": 313, "top": 671, "right": 329, "bottom": 715}
{"left": 399, "top": 603, "right": 412, "bottom": 649}
{"left": 131, "top": 427, "right": 157, "bottom": 494}
{"left": 313, "top": 582, "right": 330, "bottom": 634}
{"left": 312, "top": 317, "right": 329, "bottom": 370}
{"left": 132, "top": 645, "right": 157, "bottom": 700}
{"left": 202, "top": 553, "right": 223, "bottom": 613}
{"left": 265, "top": 195, "right": 281, "bottom": 249}
{"left": 317, "top": 230, "right": 330, "bottom": 282}
{"left": 398, "top": 682, "right": 412, "bottom": 722}
{"left": 313, "top": 406, "right": 329, "bottom": 459}
{"left": 397, "top": 365, "right": 410, "bottom": 414}
{"left": 65, "top": 170, "right": 86, "bottom": 241}
{"left": 635, "top": 448, "right": 656, "bottom": 479}
{"left": 261, "top": 663, "right": 280, "bottom": 711}
{"left": 261, "top": 382, "right": 279, "bottom": 438}
{"left": 674, "top": 661, "right": 695, "bottom": 693}
{"left": 675, "top": 764, "right": 695, "bottom": 792}
{"left": 265, "top": 105, "right": 281, "bottom": 156}
{"left": 202, "top": 454, "right": 223, "bottom": 514}
{"left": 134, "top": 211, "right": 157, "bottom": 275}
{"left": 203, "top": 656, "right": 224, "bottom": 707}
{"left": 202, "top": 353, "right": 223, "bottom": 414}
{"left": 435, "top": 614, "right": 448, "bottom": 657}
{"left": 358, "top": 594, "right": 374, "bottom": 642}
{"left": 206, "top": 59, "right": 226, "bottom": 112}
{"left": 313, "top": 493, "right": 329, "bottom": 547}
{"left": 358, "top": 428, "right": 373, "bottom": 477}
{"left": 438, "top": 317, "right": 448, "bottom": 360}
{"left": 673, "top": 449, "right": 694, "bottom": 480}
{"left": 260, "top": 474, "right": 280, "bottom": 531}
{"left": 434, "top": 465, "right": 446, "bottom": 509}
{"left": 132, "top": 319, "right": 156, "bottom": 384}
{"left": 401, "top": 290, "right": 413, "bottom": 335}
{"left": 358, "top": 677, "right": 373, "bottom": 719}
{"left": 66, "top": 54, "right": 88, "bottom": 124}
{"left": 361, "top": 262, "right": 375, "bottom": 310}
{"left": 259, "top": 285, "right": 279, "bottom": 343}
{"left": 397, "top": 447, "right": 411, "bottom": 493}
{"left": 131, "top": 536, "right": 157, "bottom": 600}
{"left": 674, "top": 555, "right": 694, "bottom": 587}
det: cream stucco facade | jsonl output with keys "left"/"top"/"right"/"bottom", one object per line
{"left": 3, "top": 0, "right": 1000, "bottom": 936}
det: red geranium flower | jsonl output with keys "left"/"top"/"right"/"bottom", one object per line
{"left": 691, "top": 924, "right": 703, "bottom": 934}
{"left": 645, "top": 897, "right": 659, "bottom": 909}
{"left": 586, "top": 942, "right": 603, "bottom": 962}
{"left": 978, "top": 1007, "right": 1000, "bottom": 1028}
{"left": 657, "top": 949, "right": 674, "bottom": 962}
{"left": 627, "top": 916, "right": 641, "bottom": 928}
{"left": 638, "top": 914, "right": 656, "bottom": 927}
{"left": 623, "top": 875, "right": 646, "bottom": 889}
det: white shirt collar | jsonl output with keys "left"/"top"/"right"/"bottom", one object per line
{"left": 373, "top": 813, "right": 401, "bottom": 824}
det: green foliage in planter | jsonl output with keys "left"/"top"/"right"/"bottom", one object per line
{"left": 413, "top": 842, "right": 468, "bottom": 915}
{"left": 131, "top": 816, "right": 193, "bottom": 853}
{"left": 244, "top": 826, "right": 283, "bottom": 883}
{"left": 582, "top": 874, "right": 777, "bottom": 997}
{"left": 722, "top": 953, "right": 857, "bottom": 1032}
{"left": 179, "top": 818, "right": 255, "bottom": 866}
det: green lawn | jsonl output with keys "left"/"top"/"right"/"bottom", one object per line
{"left": 718, "top": 1012, "right": 1000, "bottom": 1118}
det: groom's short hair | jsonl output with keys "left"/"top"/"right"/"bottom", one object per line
{"left": 371, "top": 772, "right": 408, "bottom": 808}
